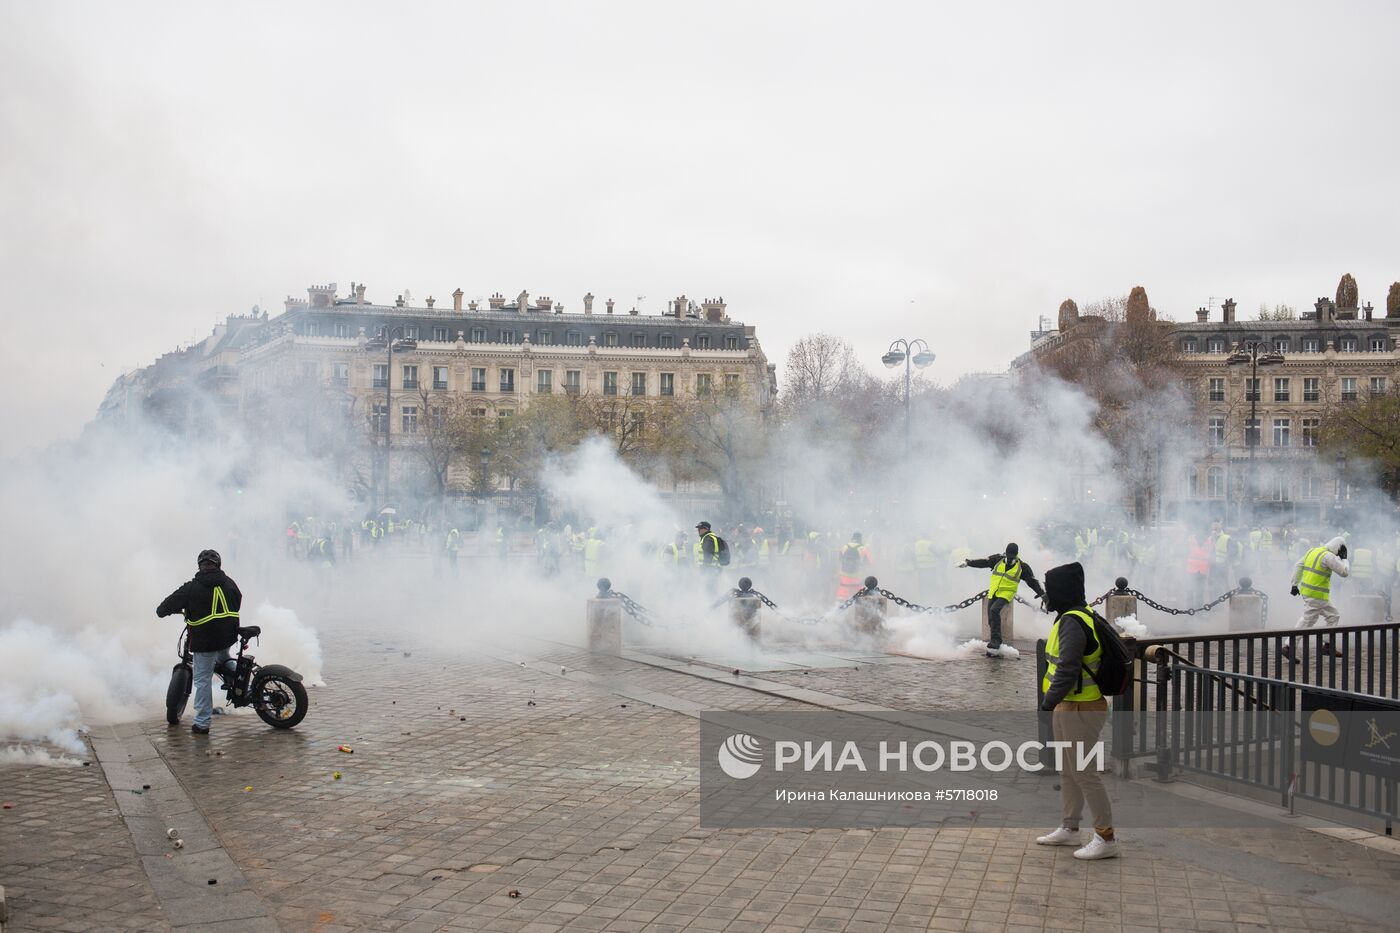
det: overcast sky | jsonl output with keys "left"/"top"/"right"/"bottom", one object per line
{"left": 3, "top": 1, "right": 1398, "bottom": 453}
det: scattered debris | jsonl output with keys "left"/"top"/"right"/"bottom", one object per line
{"left": 208, "top": 879, "right": 218, "bottom": 885}
{"left": 459, "top": 717, "right": 465, "bottom": 722}
{"left": 560, "top": 666, "right": 567, "bottom": 674}
{"left": 526, "top": 701, "right": 536, "bottom": 707}
{"left": 732, "top": 669, "right": 740, "bottom": 677}
{"left": 83, "top": 761, "right": 92, "bottom": 766}
{"left": 142, "top": 784, "right": 151, "bottom": 790}
{"left": 333, "top": 772, "right": 342, "bottom": 780}
{"left": 620, "top": 704, "right": 627, "bottom": 709}
{"left": 2, "top": 801, "right": 12, "bottom": 809}
{"left": 243, "top": 786, "right": 253, "bottom": 792}
{"left": 338, "top": 745, "right": 354, "bottom": 754}
{"left": 403, "top": 651, "right": 411, "bottom": 657}
{"left": 173, "top": 839, "right": 184, "bottom": 849}
{"left": 507, "top": 889, "right": 522, "bottom": 898}
{"left": 166, "top": 828, "right": 179, "bottom": 839}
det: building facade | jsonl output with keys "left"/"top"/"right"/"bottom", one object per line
{"left": 1015, "top": 293, "right": 1399, "bottom": 526}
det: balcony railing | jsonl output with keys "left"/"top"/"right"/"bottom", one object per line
{"left": 432, "top": 381, "right": 448, "bottom": 390}
{"left": 372, "top": 379, "right": 389, "bottom": 389}
{"left": 1341, "top": 391, "right": 1358, "bottom": 402}
{"left": 500, "top": 382, "right": 515, "bottom": 394}
{"left": 471, "top": 382, "right": 486, "bottom": 392}
{"left": 1208, "top": 391, "right": 1225, "bottom": 402}
{"left": 1244, "top": 392, "right": 1261, "bottom": 401}
{"left": 1303, "top": 392, "right": 1320, "bottom": 402}
{"left": 1274, "top": 392, "right": 1290, "bottom": 402}
{"left": 565, "top": 385, "right": 580, "bottom": 395}
{"left": 403, "top": 380, "right": 419, "bottom": 390}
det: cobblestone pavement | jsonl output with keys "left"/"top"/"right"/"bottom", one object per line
{"left": 5, "top": 619, "right": 1400, "bottom": 932}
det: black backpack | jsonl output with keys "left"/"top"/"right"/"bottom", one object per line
{"left": 840, "top": 544, "right": 862, "bottom": 573}
{"left": 714, "top": 535, "right": 731, "bottom": 566}
{"left": 1070, "top": 609, "right": 1132, "bottom": 696}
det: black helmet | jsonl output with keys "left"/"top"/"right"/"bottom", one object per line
{"left": 197, "top": 549, "right": 222, "bottom": 568}
{"left": 696, "top": 521, "right": 711, "bottom": 530}
{"left": 1005, "top": 542, "right": 1019, "bottom": 558}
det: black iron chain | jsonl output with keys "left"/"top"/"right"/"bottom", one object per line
{"left": 875, "top": 588, "right": 987, "bottom": 615}
{"left": 1118, "top": 587, "right": 1239, "bottom": 617}
{"left": 608, "top": 590, "right": 696, "bottom": 630}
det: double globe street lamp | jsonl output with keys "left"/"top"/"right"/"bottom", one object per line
{"left": 882, "top": 338, "right": 936, "bottom": 459}
{"left": 1225, "top": 342, "right": 1284, "bottom": 525}
{"left": 363, "top": 325, "right": 419, "bottom": 509}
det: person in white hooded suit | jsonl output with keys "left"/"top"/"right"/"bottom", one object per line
{"left": 1284, "top": 535, "right": 1350, "bottom": 659}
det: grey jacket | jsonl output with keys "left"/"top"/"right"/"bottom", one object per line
{"left": 1042, "top": 610, "right": 1096, "bottom": 709}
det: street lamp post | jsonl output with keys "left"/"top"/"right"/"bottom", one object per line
{"left": 479, "top": 447, "right": 493, "bottom": 504}
{"left": 1225, "top": 342, "right": 1284, "bottom": 526}
{"left": 363, "top": 326, "right": 418, "bottom": 511}
{"left": 881, "top": 338, "right": 936, "bottom": 458}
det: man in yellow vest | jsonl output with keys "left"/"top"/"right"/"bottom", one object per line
{"left": 660, "top": 531, "right": 687, "bottom": 567}
{"left": 1284, "top": 535, "right": 1350, "bottom": 660}
{"left": 913, "top": 532, "right": 938, "bottom": 602}
{"left": 962, "top": 543, "right": 1045, "bottom": 656}
{"left": 1351, "top": 546, "right": 1374, "bottom": 594}
{"left": 583, "top": 527, "right": 604, "bottom": 575}
{"left": 156, "top": 550, "right": 242, "bottom": 735}
{"left": 1036, "top": 561, "right": 1119, "bottom": 860}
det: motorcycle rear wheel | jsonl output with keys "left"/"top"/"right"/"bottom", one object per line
{"left": 166, "top": 665, "right": 192, "bottom": 725}
{"left": 253, "top": 674, "right": 308, "bottom": 729}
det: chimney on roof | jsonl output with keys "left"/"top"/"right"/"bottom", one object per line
{"left": 1196, "top": 306, "right": 1208, "bottom": 323}
{"left": 355, "top": 283, "right": 367, "bottom": 304}
{"left": 425, "top": 296, "right": 435, "bottom": 309}
{"left": 1315, "top": 296, "right": 1336, "bottom": 323}
{"left": 452, "top": 288, "right": 463, "bottom": 312}
{"left": 489, "top": 292, "right": 505, "bottom": 310}
{"left": 395, "top": 294, "right": 406, "bottom": 308}
{"left": 584, "top": 292, "right": 594, "bottom": 314}
{"left": 538, "top": 296, "right": 553, "bottom": 312}
{"left": 1222, "top": 298, "right": 1236, "bottom": 324}
{"left": 674, "top": 295, "right": 687, "bottom": 319}
{"left": 605, "top": 298, "right": 615, "bottom": 314}
{"left": 1363, "top": 301, "right": 1374, "bottom": 321}
{"left": 468, "top": 299, "right": 479, "bottom": 311}
{"left": 701, "top": 297, "right": 727, "bottom": 322}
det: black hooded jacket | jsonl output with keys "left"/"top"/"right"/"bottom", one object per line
{"left": 1041, "top": 562, "right": 1101, "bottom": 709}
{"left": 157, "top": 569, "right": 241, "bottom": 652}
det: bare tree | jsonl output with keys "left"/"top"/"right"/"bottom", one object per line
{"left": 781, "top": 333, "right": 862, "bottom": 411}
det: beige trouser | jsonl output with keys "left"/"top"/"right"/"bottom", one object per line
{"left": 1297, "top": 597, "right": 1340, "bottom": 628}
{"left": 1052, "top": 697, "right": 1113, "bottom": 832}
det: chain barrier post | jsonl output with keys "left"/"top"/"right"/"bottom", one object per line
{"left": 731, "top": 577, "right": 762, "bottom": 641}
{"left": 851, "top": 575, "right": 887, "bottom": 637}
{"left": 1227, "top": 577, "right": 1265, "bottom": 632}
{"left": 587, "top": 578, "right": 622, "bottom": 655}
{"left": 1104, "top": 577, "right": 1137, "bottom": 628}
{"left": 981, "top": 593, "right": 1014, "bottom": 644}
{"left": 1347, "top": 591, "right": 1387, "bottom": 627}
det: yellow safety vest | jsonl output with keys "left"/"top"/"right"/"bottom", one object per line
{"left": 1353, "top": 549, "right": 1373, "bottom": 579}
{"left": 1297, "top": 546, "right": 1333, "bottom": 600}
{"left": 988, "top": 558, "right": 1023, "bottom": 601}
{"left": 1042, "top": 609, "right": 1104, "bottom": 703}
{"left": 914, "top": 539, "right": 936, "bottom": 568}
{"left": 186, "top": 586, "right": 238, "bottom": 627}
{"left": 1215, "top": 534, "right": 1233, "bottom": 564}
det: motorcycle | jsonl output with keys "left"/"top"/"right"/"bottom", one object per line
{"left": 166, "top": 625, "right": 309, "bottom": 729}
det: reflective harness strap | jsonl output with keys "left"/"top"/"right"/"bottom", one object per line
{"left": 186, "top": 585, "right": 239, "bottom": 627}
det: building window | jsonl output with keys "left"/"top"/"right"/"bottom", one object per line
{"left": 402, "top": 364, "right": 419, "bottom": 389}
{"left": 1340, "top": 336, "right": 1358, "bottom": 352}
{"left": 1341, "top": 377, "right": 1357, "bottom": 401}
{"left": 1302, "top": 418, "right": 1319, "bottom": 447}
{"left": 1271, "top": 470, "right": 1291, "bottom": 501}
{"left": 1245, "top": 378, "right": 1260, "bottom": 402}
{"left": 1273, "top": 377, "right": 1290, "bottom": 402}
{"left": 1181, "top": 338, "right": 1198, "bottom": 354}
{"left": 1207, "top": 337, "right": 1226, "bottom": 353}
{"left": 724, "top": 373, "right": 741, "bottom": 393}
{"left": 630, "top": 372, "right": 647, "bottom": 396}
{"left": 371, "top": 401, "right": 388, "bottom": 434}
{"left": 660, "top": 372, "right": 675, "bottom": 397}
{"left": 333, "top": 362, "right": 349, "bottom": 386}
{"left": 1207, "top": 466, "right": 1225, "bottom": 499}
{"left": 536, "top": 330, "right": 554, "bottom": 345}
{"left": 301, "top": 362, "right": 319, "bottom": 381}
{"left": 1372, "top": 337, "right": 1388, "bottom": 352}
{"left": 433, "top": 366, "right": 448, "bottom": 390}
{"left": 403, "top": 325, "right": 418, "bottom": 339}
{"left": 1371, "top": 376, "right": 1387, "bottom": 396}
{"left": 471, "top": 367, "right": 486, "bottom": 392}
{"left": 1208, "top": 377, "right": 1225, "bottom": 402}
{"left": 696, "top": 373, "right": 713, "bottom": 395}
{"left": 1303, "top": 377, "right": 1320, "bottom": 402}
{"left": 433, "top": 326, "right": 449, "bottom": 341}
{"left": 1302, "top": 337, "right": 1320, "bottom": 352}
{"left": 537, "top": 369, "right": 553, "bottom": 393}
{"left": 696, "top": 334, "right": 712, "bottom": 349}
{"left": 603, "top": 371, "right": 618, "bottom": 395}
{"left": 470, "top": 326, "right": 487, "bottom": 343}
{"left": 373, "top": 364, "right": 388, "bottom": 389}
{"left": 335, "top": 323, "right": 349, "bottom": 338}
{"left": 1273, "top": 337, "right": 1289, "bottom": 353}
{"left": 603, "top": 332, "right": 618, "bottom": 347}
{"left": 724, "top": 335, "right": 740, "bottom": 350}
{"left": 631, "top": 333, "right": 645, "bottom": 348}
{"left": 1208, "top": 417, "right": 1225, "bottom": 447}
{"left": 496, "top": 409, "right": 514, "bottom": 424}
{"left": 564, "top": 370, "right": 581, "bottom": 394}
{"left": 472, "top": 407, "right": 487, "bottom": 418}
{"left": 499, "top": 368, "right": 515, "bottom": 393}
{"left": 1245, "top": 417, "right": 1261, "bottom": 448}
{"left": 1187, "top": 470, "right": 1199, "bottom": 499}
{"left": 499, "top": 329, "right": 515, "bottom": 344}
{"left": 1273, "top": 418, "right": 1290, "bottom": 447}
{"left": 659, "top": 334, "right": 674, "bottom": 349}
{"left": 430, "top": 407, "right": 446, "bottom": 432}
{"left": 401, "top": 406, "right": 417, "bottom": 433}
{"left": 566, "top": 331, "right": 582, "bottom": 346}
{"left": 305, "top": 322, "right": 319, "bottom": 337}
{"left": 1302, "top": 473, "right": 1321, "bottom": 499}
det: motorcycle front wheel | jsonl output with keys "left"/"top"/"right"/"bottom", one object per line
{"left": 166, "top": 665, "right": 192, "bottom": 725}
{"left": 253, "top": 674, "right": 309, "bottom": 729}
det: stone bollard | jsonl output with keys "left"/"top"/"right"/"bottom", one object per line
{"left": 981, "top": 597, "right": 1014, "bottom": 643}
{"left": 1228, "top": 577, "right": 1264, "bottom": 632}
{"left": 1347, "top": 593, "right": 1386, "bottom": 626}
{"left": 587, "top": 578, "right": 622, "bottom": 655}
{"left": 1105, "top": 578, "right": 1137, "bottom": 628}
{"left": 852, "top": 575, "right": 887, "bottom": 637}
{"left": 732, "top": 577, "right": 762, "bottom": 641}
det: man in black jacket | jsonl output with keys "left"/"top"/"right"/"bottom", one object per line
{"left": 157, "top": 550, "right": 242, "bottom": 734}
{"left": 961, "top": 543, "right": 1045, "bottom": 656}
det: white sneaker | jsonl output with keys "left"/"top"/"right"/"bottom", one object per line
{"left": 1073, "top": 832, "right": 1121, "bottom": 860}
{"left": 1035, "top": 826, "right": 1082, "bottom": 846}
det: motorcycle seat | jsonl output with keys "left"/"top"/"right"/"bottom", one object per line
{"left": 238, "top": 625, "right": 262, "bottom": 639}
